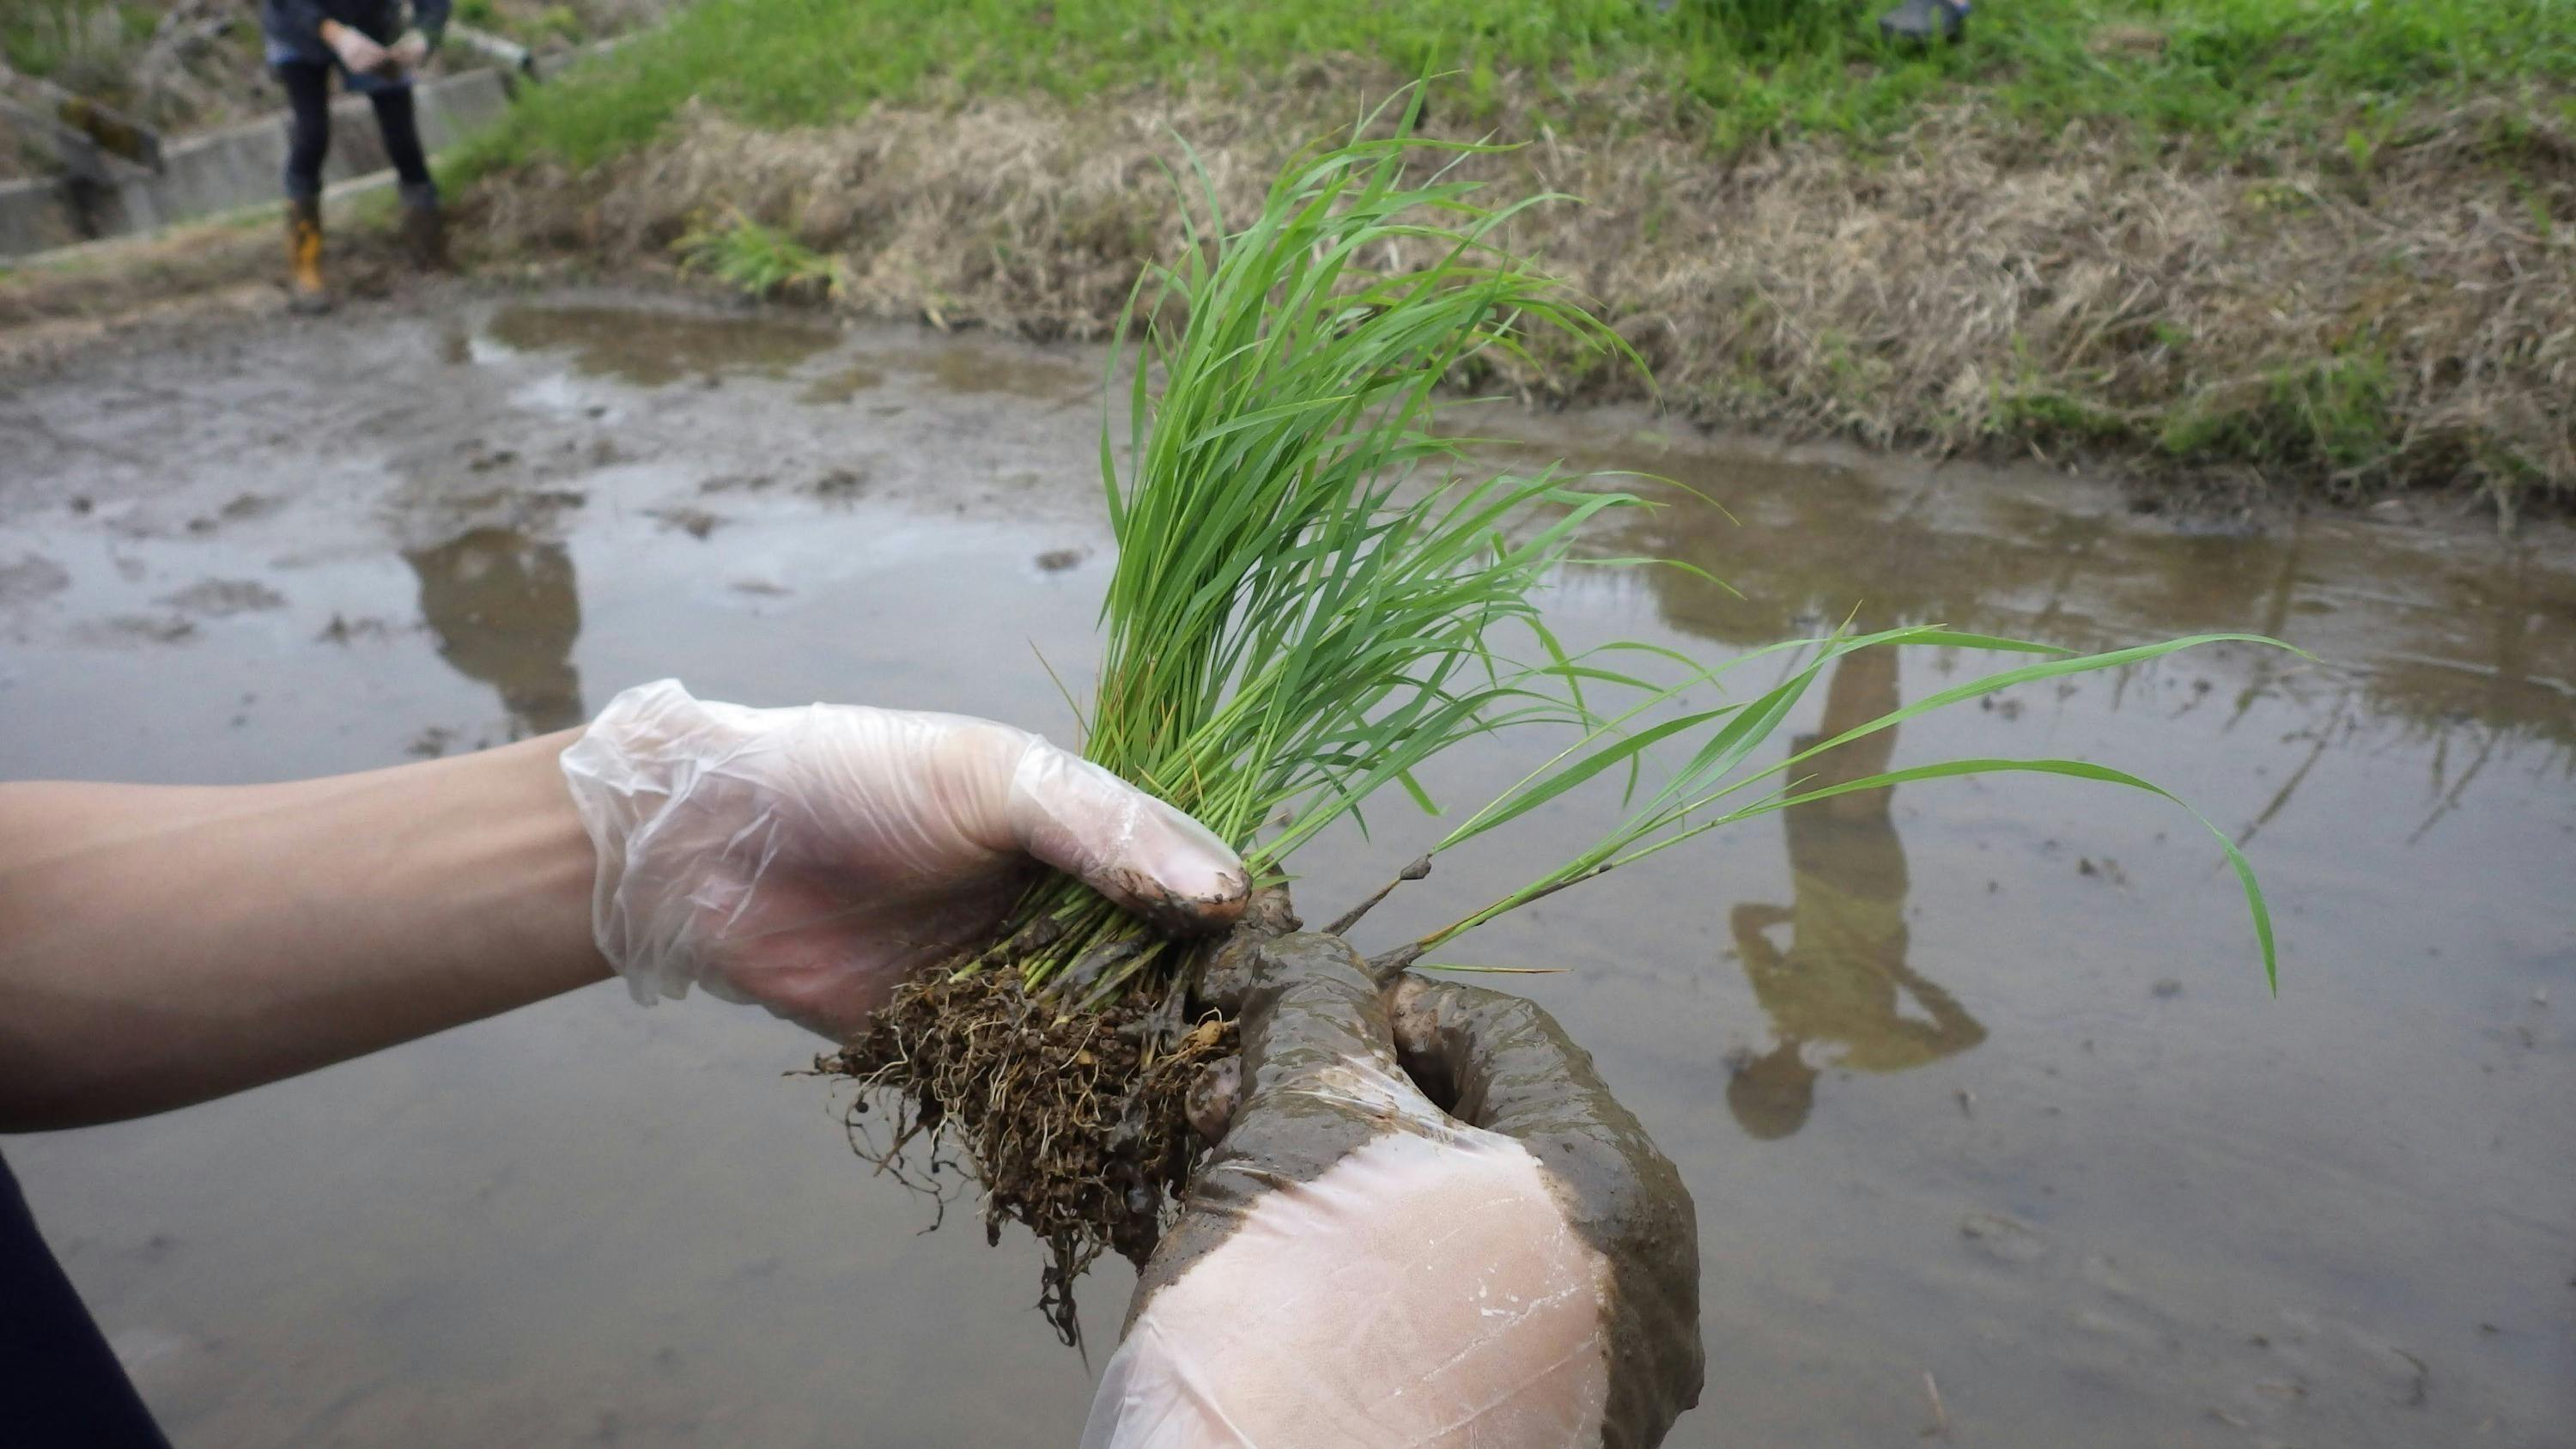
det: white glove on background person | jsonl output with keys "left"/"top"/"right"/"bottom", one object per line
{"left": 558, "top": 679, "right": 1248, "bottom": 1038}
{"left": 1085, "top": 934, "right": 1703, "bottom": 1447}
{"left": 386, "top": 28, "right": 431, "bottom": 70}
{"left": 317, "top": 20, "right": 391, "bottom": 75}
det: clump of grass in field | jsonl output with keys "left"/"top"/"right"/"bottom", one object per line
{"left": 975, "top": 95, "right": 1662, "bottom": 999}
{"left": 829, "top": 94, "right": 2290, "bottom": 1313}
{"left": 2157, "top": 350, "right": 2403, "bottom": 489}
{"left": 673, "top": 208, "right": 848, "bottom": 301}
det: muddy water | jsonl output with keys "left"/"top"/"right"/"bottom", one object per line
{"left": 2, "top": 293, "right": 2568, "bottom": 1447}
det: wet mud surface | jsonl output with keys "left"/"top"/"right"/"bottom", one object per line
{"left": 2, "top": 290, "right": 2570, "bottom": 1446}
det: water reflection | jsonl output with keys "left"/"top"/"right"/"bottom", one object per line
{"left": 1724, "top": 648, "right": 1984, "bottom": 1139}
{"left": 875, "top": 344, "right": 1097, "bottom": 403}
{"left": 404, "top": 527, "right": 586, "bottom": 735}
{"left": 1573, "top": 443, "right": 2576, "bottom": 850}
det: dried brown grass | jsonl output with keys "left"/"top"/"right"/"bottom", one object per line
{"left": 0, "top": 65, "right": 2537, "bottom": 504}
{"left": 467, "top": 75, "right": 2575, "bottom": 504}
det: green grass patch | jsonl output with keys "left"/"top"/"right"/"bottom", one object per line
{"left": 2158, "top": 349, "right": 2401, "bottom": 479}
{"left": 459, "top": 0, "right": 2576, "bottom": 175}
{"left": 3, "top": 0, "right": 163, "bottom": 97}
{"left": 673, "top": 208, "right": 848, "bottom": 299}
{"left": 2002, "top": 387, "right": 2145, "bottom": 447}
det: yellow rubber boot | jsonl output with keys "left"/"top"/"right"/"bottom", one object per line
{"left": 286, "top": 198, "right": 331, "bottom": 314}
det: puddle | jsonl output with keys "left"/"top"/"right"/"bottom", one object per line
{"left": 1, "top": 293, "right": 2567, "bottom": 1449}
{"left": 156, "top": 579, "right": 289, "bottom": 617}
{"left": 798, "top": 363, "right": 884, "bottom": 404}
{"left": 872, "top": 341, "right": 1097, "bottom": 401}
{"left": 482, "top": 302, "right": 840, "bottom": 386}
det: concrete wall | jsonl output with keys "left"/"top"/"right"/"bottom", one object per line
{"left": 0, "top": 178, "right": 74, "bottom": 258}
{"left": 0, "top": 66, "right": 510, "bottom": 259}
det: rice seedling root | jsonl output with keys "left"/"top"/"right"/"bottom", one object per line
{"left": 820, "top": 890, "right": 1298, "bottom": 1342}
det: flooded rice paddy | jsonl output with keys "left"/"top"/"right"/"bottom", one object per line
{"left": 2, "top": 292, "right": 2569, "bottom": 1446}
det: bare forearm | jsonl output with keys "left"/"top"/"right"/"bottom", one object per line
{"left": 0, "top": 733, "right": 606, "bottom": 1131}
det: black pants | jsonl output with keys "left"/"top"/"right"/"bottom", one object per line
{"left": 277, "top": 60, "right": 430, "bottom": 203}
{"left": 0, "top": 1155, "right": 173, "bottom": 1447}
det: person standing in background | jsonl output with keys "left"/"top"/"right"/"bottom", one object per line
{"left": 260, "top": 0, "right": 450, "bottom": 313}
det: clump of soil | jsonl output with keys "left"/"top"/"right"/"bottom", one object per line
{"left": 823, "top": 962, "right": 1238, "bottom": 1343}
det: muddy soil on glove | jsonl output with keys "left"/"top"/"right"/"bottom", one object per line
{"left": 2, "top": 289, "right": 2572, "bottom": 1448}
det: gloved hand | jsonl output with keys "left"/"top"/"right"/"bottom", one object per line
{"left": 557, "top": 679, "right": 1248, "bottom": 1038}
{"left": 1085, "top": 934, "right": 1703, "bottom": 1448}
{"left": 317, "top": 20, "right": 391, "bottom": 75}
{"left": 386, "top": 29, "right": 432, "bottom": 70}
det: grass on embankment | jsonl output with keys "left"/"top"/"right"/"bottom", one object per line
{"left": 446, "top": 0, "right": 2570, "bottom": 509}
{"left": 460, "top": 0, "right": 2576, "bottom": 170}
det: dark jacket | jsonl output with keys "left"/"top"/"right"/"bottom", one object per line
{"left": 262, "top": 0, "right": 449, "bottom": 71}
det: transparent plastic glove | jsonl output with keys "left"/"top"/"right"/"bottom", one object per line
{"left": 386, "top": 29, "right": 431, "bottom": 70}
{"left": 558, "top": 679, "right": 1248, "bottom": 1038}
{"left": 1084, "top": 934, "right": 1703, "bottom": 1448}
{"left": 318, "top": 20, "right": 390, "bottom": 75}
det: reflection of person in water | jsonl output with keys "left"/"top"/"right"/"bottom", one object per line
{"left": 404, "top": 527, "right": 586, "bottom": 736}
{"left": 1726, "top": 648, "right": 1986, "bottom": 1140}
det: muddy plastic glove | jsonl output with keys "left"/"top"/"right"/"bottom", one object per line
{"left": 1085, "top": 934, "right": 1703, "bottom": 1448}
{"left": 558, "top": 679, "right": 1248, "bottom": 1038}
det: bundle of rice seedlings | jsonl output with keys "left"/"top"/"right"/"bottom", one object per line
{"left": 827, "top": 91, "right": 2281, "bottom": 1340}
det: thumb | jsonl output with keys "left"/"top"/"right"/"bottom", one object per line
{"left": 1182, "top": 932, "right": 1441, "bottom": 1147}
{"left": 1388, "top": 974, "right": 1640, "bottom": 1145}
{"left": 1002, "top": 738, "right": 1249, "bottom": 934}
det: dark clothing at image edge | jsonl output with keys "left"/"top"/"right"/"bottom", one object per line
{"left": 0, "top": 1154, "right": 173, "bottom": 1446}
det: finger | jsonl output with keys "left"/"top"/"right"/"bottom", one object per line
{"left": 701, "top": 880, "right": 1006, "bottom": 1041}
{"left": 1002, "top": 738, "right": 1249, "bottom": 934}
{"left": 1387, "top": 974, "right": 1651, "bottom": 1154}
{"left": 1179, "top": 923, "right": 1419, "bottom": 1143}
{"left": 1226, "top": 932, "right": 1411, "bottom": 1096}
